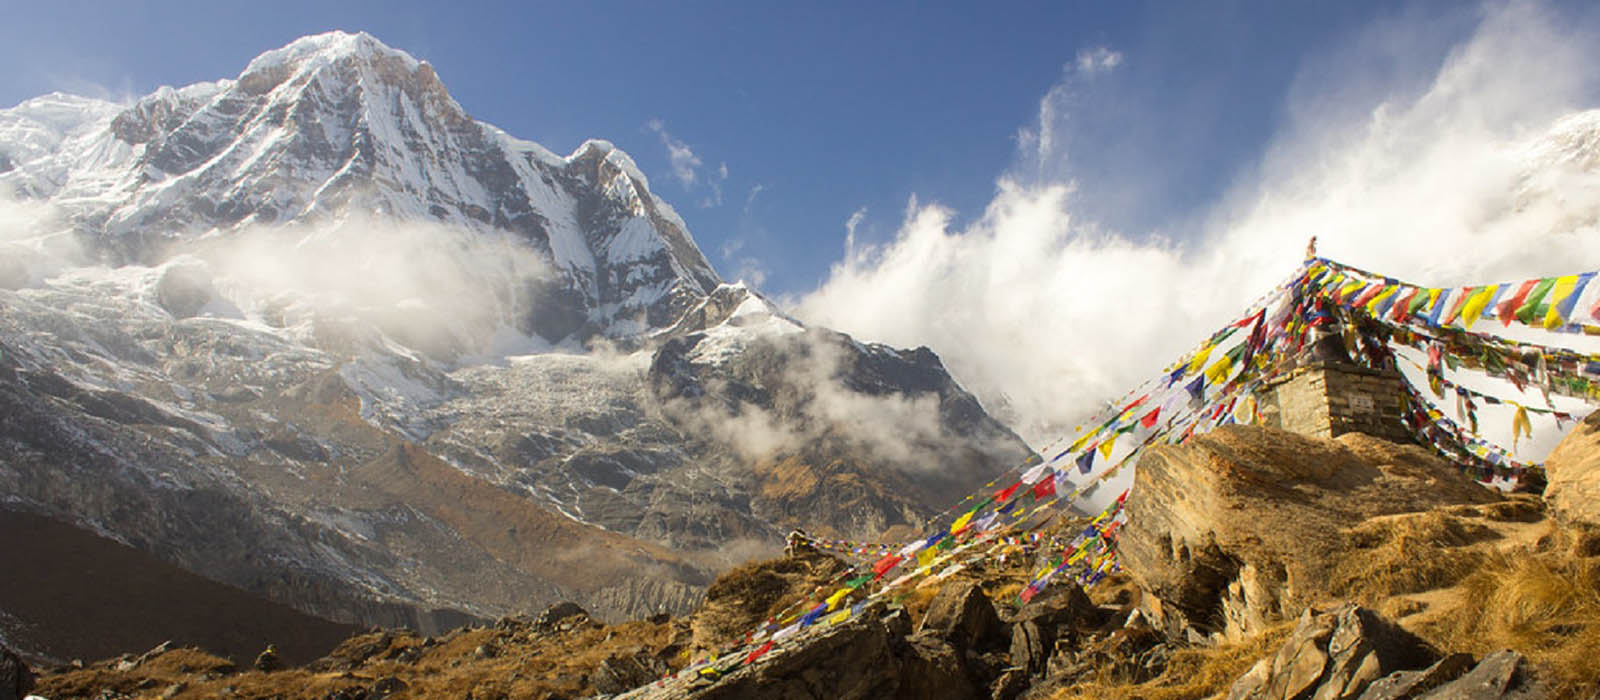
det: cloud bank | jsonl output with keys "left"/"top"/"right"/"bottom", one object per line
{"left": 798, "top": 2, "right": 1600, "bottom": 450}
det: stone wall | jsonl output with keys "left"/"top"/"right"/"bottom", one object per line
{"left": 1257, "top": 363, "right": 1412, "bottom": 444}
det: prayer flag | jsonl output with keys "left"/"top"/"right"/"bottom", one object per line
{"left": 1443, "top": 286, "right": 1475, "bottom": 325}
{"left": 1032, "top": 473, "right": 1057, "bottom": 500}
{"left": 1099, "top": 434, "right": 1118, "bottom": 458}
{"left": 949, "top": 510, "right": 975, "bottom": 536}
{"left": 1548, "top": 272, "right": 1595, "bottom": 329}
{"left": 825, "top": 587, "right": 851, "bottom": 610}
{"left": 1513, "top": 278, "right": 1555, "bottom": 325}
{"left": 744, "top": 641, "right": 774, "bottom": 665}
{"left": 872, "top": 554, "right": 903, "bottom": 579}
{"left": 1461, "top": 285, "right": 1499, "bottom": 327}
{"left": 1496, "top": 279, "right": 1539, "bottom": 325}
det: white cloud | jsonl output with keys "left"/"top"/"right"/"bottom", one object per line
{"left": 743, "top": 183, "right": 767, "bottom": 215}
{"left": 798, "top": 2, "right": 1600, "bottom": 451}
{"left": 1075, "top": 47, "right": 1123, "bottom": 75}
{"left": 647, "top": 118, "right": 704, "bottom": 188}
{"left": 647, "top": 120, "right": 729, "bottom": 208}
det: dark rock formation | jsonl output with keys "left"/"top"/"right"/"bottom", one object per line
{"left": 1226, "top": 604, "right": 1437, "bottom": 700}
{"left": 1227, "top": 605, "right": 1549, "bottom": 700}
{"left": 0, "top": 644, "right": 32, "bottom": 700}
{"left": 916, "top": 582, "right": 1007, "bottom": 654}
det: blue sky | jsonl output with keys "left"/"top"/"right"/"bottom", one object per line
{"left": 0, "top": 0, "right": 1505, "bottom": 295}
{"left": 5, "top": 1, "right": 1600, "bottom": 454}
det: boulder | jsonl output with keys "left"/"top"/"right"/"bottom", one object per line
{"left": 1356, "top": 650, "right": 1545, "bottom": 700}
{"left": 916, "top": 582, "right": 1006, "bottom": 653}
{"left": 1045, "top": 621, "right": 1169, "bottom": 688}
{"left": 1004, "top": 583, "right": 1101, "bottom": 676}
{"left": 1226, "top": 604, "right": 1437, "bottom": 700}
{"left": 534, "top": 601, "right": 589, "bottom": 630}
{"left": 0, "top": 644, "right": 32, "bottom": 700}
{"left": 1355, "top": 653, "right": 1476, "bottom": 700}
{"left": 896, "top": 634, "right": 981, "bottom": 700}
{"left": 1120, "top": 425, "right": 1498, "bottom": 639}
{"left": 591, "top": 653, "right": 672, "bottom": 695}
{"left": 692, "top": 614, "right": 905, "bottom": 700}
{"left": 1543, "top": 409, "right": 1600, "bottom": 530}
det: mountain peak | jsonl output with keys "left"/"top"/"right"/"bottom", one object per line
{"left": 234, "top": 30, "right": 451, "bottom": 107}
{"left": 242, "top": 30, "right": 418, "bottom": 76}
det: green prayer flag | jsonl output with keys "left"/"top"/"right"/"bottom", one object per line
{"left": 1515, "top": 278, "right": 1557, "bottom": 324}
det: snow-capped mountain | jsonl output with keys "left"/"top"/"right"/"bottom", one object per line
{"left": 0, "top": 31, "right": 718, "bottom": 347}
{"left": 0, "top": 32, "right": 1031, "bottom": 656}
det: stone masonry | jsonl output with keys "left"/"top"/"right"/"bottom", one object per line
{"left": 1255, "top": 362, "right": 1413, "bottom": 444}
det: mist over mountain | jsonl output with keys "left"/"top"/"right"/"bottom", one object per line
{"left": 0, "top": 31, "right": 1031, "bottom": 659}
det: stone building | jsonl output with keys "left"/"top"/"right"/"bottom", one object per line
{"left": 1254, "top": 362, "right": 1414, "bottom": 444}
{"left": 1254, "top": 329, "right": 1414, "bottom": 444}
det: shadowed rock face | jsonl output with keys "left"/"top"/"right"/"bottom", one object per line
{"left": 1118, "top": 425, "right": 1498, "bottom": 641}
{"left": 1226, "top": 604, "right": 1438, "bottom": 700}
{"left": 1227, "top": 604, "right": 1547, "bottom": 700}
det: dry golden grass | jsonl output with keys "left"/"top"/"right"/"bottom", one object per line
{"left": 1330, "top": 511, "right": 1496, "bottom": 603}
{"left": 1422, "top": 550, "right": 1600, "bottom": 697}
{"left": 36, "top": 618, "right": 687, "bottom": 700}
{"left": 1048, "top": 622, "right": 1293, "bottom": 700}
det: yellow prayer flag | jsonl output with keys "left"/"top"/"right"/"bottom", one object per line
{"left": 1068, "top": 432, "right": 1091, "bottom": 453}
{"left": 949, "top": 511, "right": 975, "bottom": 535}
{"left": 825, "top": 587, "right": 851, "bottom": 610}
{"left": 1098, "top": 434, "right": 1118, "bottom": 459}
{"left": 917, "top": 548, "right": 935, "bottom": 569}
{"left": 1365, "top": 285, "right": 1398, "bottom": 316}
{"left": 828, "top": 609, "right": 851, "bottom": 625}
{"left": 1186, "top": 346, "right": 1213, "bottom": 374}
{"left": 1511, "top": 405, "right": 1532, "bottom": 448}
{"left": 1204, "top": 356, "right": 1234, "bottom": 385}
{"left": 1543, "top": 275, "right": 1580, "bottom": 329}
{"left": 1460, "top": 285, "right": 1498, "bottom": 327}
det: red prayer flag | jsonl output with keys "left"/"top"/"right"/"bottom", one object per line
{"left": 1390, "top": 288, "right": 1419, "bottom": 322}
{"left": 1350, "top": 283, "right": 1385, "bottom": 307}
{"left": 872, "top": 554, "right": 904, "bottom": 579}
{"left": 745, "top": 641, "right": 775, "bottom": 665}
{"left": 1497, "top": 279, "right": 1538, "bottom": 326}
{"left": 1140, "top": 407, "right": 1160, "bottom": 428}
{"left": 1032, "top": 473, "right": 1056, "bottom": 500}
{"left": 995, "top": 481, "right": 1022, "bottom": 502}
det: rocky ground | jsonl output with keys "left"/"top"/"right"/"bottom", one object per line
{"left": 9, "top": 414, "right": 1600, "bottom": 700}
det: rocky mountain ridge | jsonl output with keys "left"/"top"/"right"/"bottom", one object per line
{"left": 0, "top": 31, "right": 1033, "bottom": 657}
{"left": 12, "top": 419, "right": 1597, "bottom": 699}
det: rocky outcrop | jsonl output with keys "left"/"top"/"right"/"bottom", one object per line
{"left": 688, "top": 552, "right": 850, "bottom": 658}
{"left": 684, "top": 609, "right": 981, "bottom": 700}
{"left": 1542, "top": 409, "right": 1600, "bottom": 529}
{"left": 916, "top": 582, "right": 1007, "bottom": 654}
{"left": 1227, "top": 605, "right": 1546, "bottom": 700}
{"left": 1226, "top": 604, "right": 1437, "bottom": 700}
{"left": 0, "top": 643, "right": 32, "bottom": 700}
{"left": 1360, "top": 650, "right": 1544, "bottom": 700}
{"left": 1119, "top": 425, "right": 1499, "bottom": 641}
